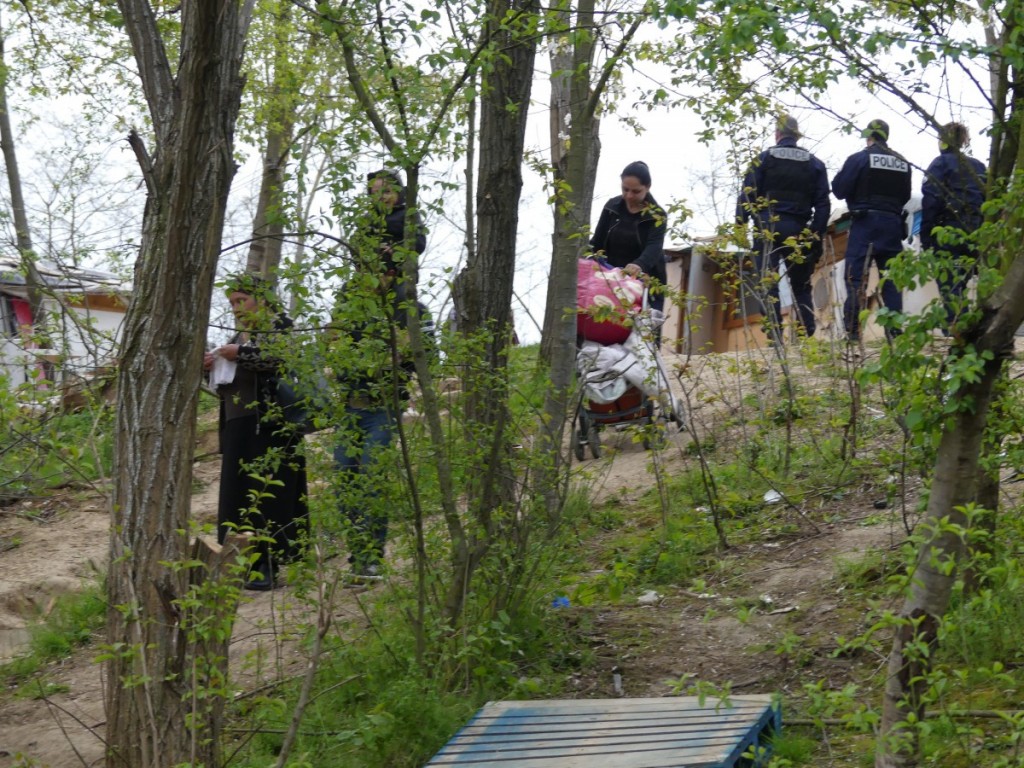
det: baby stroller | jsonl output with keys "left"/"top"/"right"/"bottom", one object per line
{"left": 573, "top": 259, "right": 683, "bottom": 461}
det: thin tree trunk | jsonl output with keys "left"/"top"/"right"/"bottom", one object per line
{"left": 535, "top": 0, "right": 600, "bottom": 523}
{"left": 105, "top": 2, "right": 253, "bottom": 766}
{"left": 446, "top": 0, "right": 538, "bottom": 623}
{"left": 245, "top": 5, "right": 297, "bottom": 280}
{"left": 535, "top": 10, "right": 641, "bottom": 525}
{"left": 246, "top": 118, "right": 294, "bottom": 278}
{"left": 876, "top": 249, "right": 1024, "bottom": 767}
{"left": 0, "top": 11, "right": 49, "bottom": 349}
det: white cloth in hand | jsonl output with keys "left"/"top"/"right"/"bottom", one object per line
{"left": 210, "top": 355, "right": 236, "bottom": 387}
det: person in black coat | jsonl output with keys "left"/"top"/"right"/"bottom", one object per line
{"left": 921, "top": 122, "right": 987, "bottom": 329}
{"left": 832, "top": 119, "right": 913, "bottom": 342}
{"left": 590, "top": 161, "right": 668, "bottom": 312}
{"left": 203, "top": 273, "right": 308, "bottom": 591}
{"left": 737, "top": 115, "right": 830, "bottom": 340}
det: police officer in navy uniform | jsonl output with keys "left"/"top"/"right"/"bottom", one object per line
{"left": 737, "top": 115, "right": 831, "bottom": 341}
{"left": 832, "top": 118, "right": 912, "bottom": 342}
{"left": 921, "top": 122, "right": 986, "bottom": 329}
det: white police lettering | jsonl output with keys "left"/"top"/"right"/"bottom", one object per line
{"left": 869, "top": 154, "right": 909, "bottom": 173}
{"left": 769, "top": 147, "right": 809, "bottom": 162}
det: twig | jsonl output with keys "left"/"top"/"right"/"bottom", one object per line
{"left": 787, "top": 710, "right": 1024, "bottom": 727}
{"left": 38, "top": 688, "right": 109, "bottom": 768}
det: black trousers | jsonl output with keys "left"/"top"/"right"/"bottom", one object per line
{"left": 217, "top": 414, "right": 308, "bottom": 568}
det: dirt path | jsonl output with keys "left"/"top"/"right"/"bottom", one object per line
{"left": 0, "top": 348, "right": 926, "bottom": 767}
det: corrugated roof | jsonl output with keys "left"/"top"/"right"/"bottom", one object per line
{"left": 0, "top": 257, "right": 131, "bottom": 294}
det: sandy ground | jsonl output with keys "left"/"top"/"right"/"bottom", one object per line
{"left": 1, "top": 344, "right": 1009, "bottom": 767}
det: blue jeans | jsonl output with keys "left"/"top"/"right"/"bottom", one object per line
{"left": 332, "top": 406, "right": 396, "bottom": 565}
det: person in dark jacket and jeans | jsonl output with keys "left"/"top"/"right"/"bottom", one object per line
{"left": 361, "top": 169, "right": 427, "bottom": 275}
{"left": 330, "top": 170, "right": 432, "bottom": 583}
{"left": 737, "top": 115, "right": 830, "bottom": 341}
{"left": 921, "top": 122, "right": 987, "bottom": 329}
{"left": 203, "top": 273, "right": 308, "bottom": 591}
{"left": 832, "top": 119, "right": 913, "bottom": 342}
{"left": 590, "top": 161, "right": 668, "bottom": 313}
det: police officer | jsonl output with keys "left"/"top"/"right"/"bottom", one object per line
{"left": 832, "top": 118, "right": 912, "bottom": 342}
{"left": 921, "top": 122, "right": 986, "bottom": 329}
{"left": 737, "top": 115, "right": 830, "bottom": 341}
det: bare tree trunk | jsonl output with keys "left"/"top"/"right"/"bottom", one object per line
{"left": 447, "top": 0, "right": 538, "bottom": 622}
{"left": 534, "top": 0, "right": 601, "bottom": 522}
{"left": 876, "top": 249, "right": 1024, "bottom": 767}
{"left": 0, "top": 11, "right": 49, "bottom": 346}
{"left": 245, "top": 118, "right": 294, "bottom": 278}
{"left": 245, "top": 5, "right": 297, "bottom": 281}
{"left": 106, "top": 2, "right": 253, "bottom": 766}
{"left": 539, "top": 0, "right": 601, "bottom": 365}
{"left": 535, "top": 9, "right": 641, "bottom": 524}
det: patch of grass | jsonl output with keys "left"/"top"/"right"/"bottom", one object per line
{"left": 623, "top": 503, "right": 719, "bottom": 586}
{"left": 13, "top": 680, "right": 71, "bottom": 700}
{"left": 0, "top": 403, "right": 114, "bottom": 497}
{"left": 0, "top": 580, "right": 106, "bottom": 686}
{"left": 944, "top": 560, "right": 1024, "bottom": 668}
{"left": 833, "top": 546, "right": 905, "bottom": 592}
{"left": 229, "top": 625, "right": 489, "bottom": 768}
{"left": 769, "top": 731, "right": 817, "bottom": 763}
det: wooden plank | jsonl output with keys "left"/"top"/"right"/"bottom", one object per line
{"left": 436, "top": 727, "right": 749, "bottom": 754}
{"left": 479, "top": 696, "right": 773, "bottom": 716}
{"left": 426, "top": 696, "right": 780, "bottom": 768}
{"left": 462, "top": 707, "right": 770, "bottom": 730}
{"left": 453, "top": 721, "right": 755, "bottom": 740}
{"left": 428, "top": 738, "right": 742, "bottom": 767}
{"left": 460, "top": 712, "right": 770, "bottom": 729}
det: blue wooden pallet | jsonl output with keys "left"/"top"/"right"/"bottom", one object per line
{"left": 426, "top": 695, "right": 780, "bottom": 767}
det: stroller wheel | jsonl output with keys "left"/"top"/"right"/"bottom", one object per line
{"left": 573, "top": 410, "right": 592, "bottom": 462}
{"left": 572, "top": 424, "right": 585, "bottom": 462}
{"left": 589, "top": 424, "right": 602, "bottom": 458}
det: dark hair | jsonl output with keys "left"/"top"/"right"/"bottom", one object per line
{"left": 621, "top": 161, "right": 651, "bottom": 187}
{"left": 939, "top": 122, "right": 970, "bottom": 150}
{"left": 367, "top": 169, "right": 406, "bottom": 206}
{"left": 367, "top": 169, "right": 403, "bottom": 189}
{"left": 776, "top": 114, "right": 801, "bottom": 139}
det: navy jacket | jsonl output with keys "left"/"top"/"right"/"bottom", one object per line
{"left": 589, "top": 194, "right": 667, "bottom": 287}
{"left": 920, "top": 149, "right": 986, "bottom": 250}
{"left": 832, "top": 142, "right": 913, "bottom": 254}
{"left": 359, "top": 198, "right": 427, "bottom": 274}
{"left": 737, "top": 136, "right": 831, "bottom": 237}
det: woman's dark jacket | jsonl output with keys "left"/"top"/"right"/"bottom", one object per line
{"left": 589, "top": 194, "right": 668, "bottom": 288}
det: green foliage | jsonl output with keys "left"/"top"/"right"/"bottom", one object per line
{"left": 236, "top": 657, "right": 476, "bottom": 768}
{"left": 633, "top": 512, "right": 718, "bottom": 585}
{"left": 834, "top": 546, "right": 906, "bottom": 592}
{"left": 764, "top": 732, "right": 817, "bottom": 765}
{"left": 0, "top": 383, "right": 114, "bottom": 503}
{"left": 228, "top": 578, "right": 581, "bottom": 768}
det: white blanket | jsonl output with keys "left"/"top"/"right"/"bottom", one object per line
{"left": 577, "top": 310, "right": 681, "bottom": 420}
